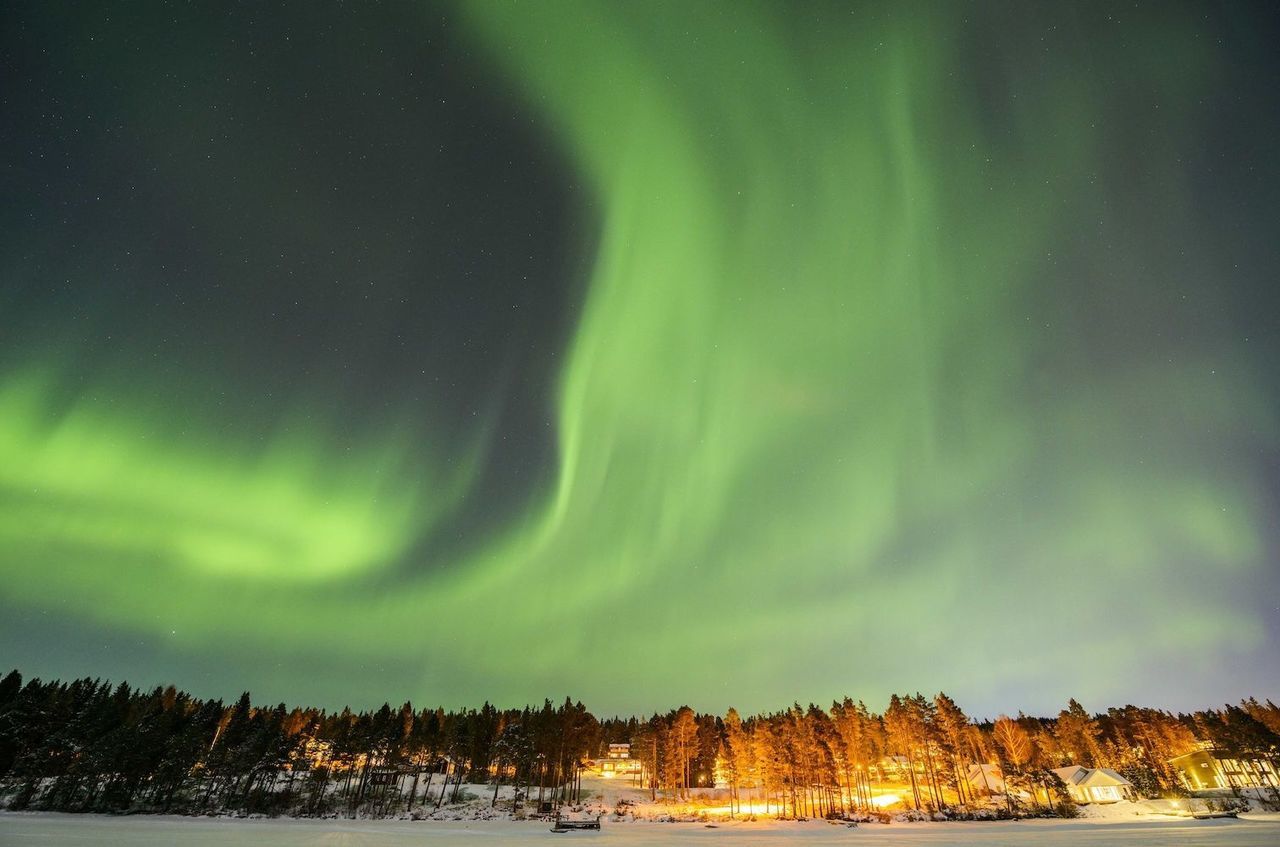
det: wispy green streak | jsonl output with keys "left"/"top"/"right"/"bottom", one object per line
{"left": 0, "top": 1, "right": 1270, "bottom": 712}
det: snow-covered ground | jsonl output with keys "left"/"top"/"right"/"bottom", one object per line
{"left": 2, "top": 813, "right": 1279, "bottom": 846}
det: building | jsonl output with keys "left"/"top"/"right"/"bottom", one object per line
{"left": 966, "top": 763, "right": 1007, "bottom": 796}
{"left": 1170, "top": 745, "right": 1280, "bottom": 791}
{"left": 876, "top": 755, "right": 913, "bottom": 780}
{"left": 963, "top": 763, "right": 1036, "bottom": 801}
{"left": 594, "top": 743, "right": 642, "bottom": 778}
{"left": 1051, "top": 766, "right": 1136, "bottom": 804}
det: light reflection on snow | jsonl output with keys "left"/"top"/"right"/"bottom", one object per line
{"left": 1, "top": 814, "right": 1278, "bottom": 846}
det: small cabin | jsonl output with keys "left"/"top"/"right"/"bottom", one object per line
{"left": 1051, "top": 766, "right": 1136, "bottom": 804}
{"left": 966, "top": 763, "right": 1008, "bottom": 796}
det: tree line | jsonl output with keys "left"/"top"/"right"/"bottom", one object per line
{"left": 0, "top": 669, "right": 1276, "bottom": 818}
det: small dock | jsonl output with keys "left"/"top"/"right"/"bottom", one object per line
{"left": 551, "top": 813, "right": 603, "bottom": 833}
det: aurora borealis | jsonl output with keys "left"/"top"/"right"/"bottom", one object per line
{"left": 1, "top": 1, "right": 1277, "bottom": 716}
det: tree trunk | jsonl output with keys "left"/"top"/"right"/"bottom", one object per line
{"left": 435, "top": 762, "right": 449, "bottom": 810}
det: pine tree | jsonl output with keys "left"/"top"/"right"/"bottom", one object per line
{"left": 1054, "top": 699, "right": 1102, "bottom": 767}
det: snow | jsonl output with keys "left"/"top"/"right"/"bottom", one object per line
{"left": 5, "top": 773, "right": 1277, "bottom": 844}
{"left": 3, "top": 813, "right": 1279, "bottom": 846}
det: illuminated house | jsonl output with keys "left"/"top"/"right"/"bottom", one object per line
{"left": 594, "top": 743, "right": 642, "bottom": 778}
{"left": 966, "top": 763, "right": 1007, "bottom": 796}
{"left": 963, "top": 763, "right": 1034, "bottom": 801}
{"left": 1170, "top": 745, "right": 1280, "bottom": 791}
{"left": 876, "top": 755, "right": 913, "bottom": 780}
{"left": 1050, "top": 766, "right": 1136, "bottom": 804}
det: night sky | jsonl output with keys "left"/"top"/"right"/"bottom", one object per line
{"left": 1, "top": 0, "right": 1277, "bottom": 718}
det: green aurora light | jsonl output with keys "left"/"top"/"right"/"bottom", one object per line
{"left": 0, "top": 0, "right": 1276, "bottom": 714}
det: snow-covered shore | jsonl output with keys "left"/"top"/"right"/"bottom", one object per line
{"left": 3, "top": 811, "right": 1280, "bottom": 846}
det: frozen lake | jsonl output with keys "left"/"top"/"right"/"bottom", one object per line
{"left": 2, "top": 813, "right": 1279, "bottom": 846}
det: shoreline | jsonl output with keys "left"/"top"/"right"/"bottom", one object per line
{"left": 0, "top": 807, "right": 1259, "bottom": 826}
{"left": 5, "top": 809, "right": 1279, "bottom": 847}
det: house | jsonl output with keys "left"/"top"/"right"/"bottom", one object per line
{"left": 966, "top": 763, "right": 1007, "bottom": 796}
{"left": 965, "top": 763, "right": 1034, "bottom": 801}
{"left": 593, "top": 742, "right": 642, "bottom": 778}
{"left": 1051, "top": 765, "right": 1136, "bottom": 804}
{"left": 876, "top": 755, "right": 913, "bottom": 780}
{"left": 1170, "top": 745, "right": 1280, "bottom": 791}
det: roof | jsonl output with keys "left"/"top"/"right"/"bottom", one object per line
{"left": 1086, "top": 768, "right": 1134, "bottom": 787}
{"left": 1053, "top": 765, "right": 1132, "bottom": 788}
{"left": 1052, "top": 765, "right": 1088, "bottom": 785}
{"left": 967, "top": 763, "right": 1006, "bottom": 787}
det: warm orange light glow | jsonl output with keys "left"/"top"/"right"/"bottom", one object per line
{"left": 870, "top": 793, "right": 902, "bottom": 808}
{"left": 693, "top": 802, "right": 775, "bottom": 818}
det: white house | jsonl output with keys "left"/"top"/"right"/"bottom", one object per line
{"left": 966, "top": 763, "right": 1007, "bottom": 796}
{"left": 966, "top": 763, "right": 1035, "bottom": 801}
{"left": 1051, "top": 765, "right": 1136, "bottom": 804}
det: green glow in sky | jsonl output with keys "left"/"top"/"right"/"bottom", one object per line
{"left": 0, "top": 1, "right": 1274, "bottom": 714}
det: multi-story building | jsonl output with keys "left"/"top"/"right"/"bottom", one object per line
{"left": 1170, "top": 743, "right": 1279, "bottom": 791}
{"left": 594, "top": 743, "right": 642, "bottom": 778}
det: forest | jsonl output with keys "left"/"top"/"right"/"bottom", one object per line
{"left": 0, "top": 668, "right": 1277, "bottom": 819}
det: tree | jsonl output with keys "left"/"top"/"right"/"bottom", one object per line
{"left": 1054, "top": 699, "right": 1102, "bottom": 767}
{"left": 630, "top": 718, "right": 660, "bottom": 801}
{"left": 722, "top": 708, "right": 747, "bottom": 815}
{"left": 670, "top": 707, "right": 698, "bottom": 800}
{"left": 992, "top": 715, "right": 1032, "bottom": 814}
{"left": 934, "top": 693, "right": 973, "bottom": 807}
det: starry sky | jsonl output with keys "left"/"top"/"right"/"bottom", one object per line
{"left": 1, "top": 0, "right": 1277, "bottom": 718}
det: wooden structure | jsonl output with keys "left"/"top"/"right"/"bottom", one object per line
{"left": 551, "top": 813, "right": 602, "bottom": 832}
